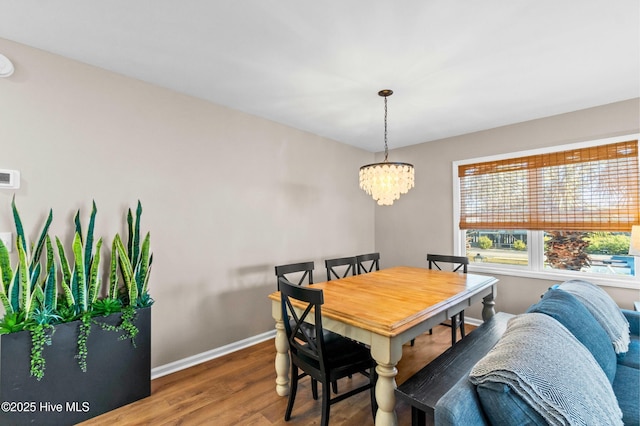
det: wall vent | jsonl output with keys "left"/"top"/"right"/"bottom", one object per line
{"left": 0, "top": 169, "right": 20, "bottom": 189}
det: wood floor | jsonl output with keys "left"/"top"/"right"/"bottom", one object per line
{"left": 80, "top": 325, "right": 473, "bottom": 426}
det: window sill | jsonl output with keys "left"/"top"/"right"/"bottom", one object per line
{"left": 468, "top": 263, "right": 640, "bottom": 290}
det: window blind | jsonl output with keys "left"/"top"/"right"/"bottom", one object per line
{"left": 458, "top": 140, "right": 639, "bottom": 231}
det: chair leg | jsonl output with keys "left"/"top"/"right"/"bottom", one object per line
{"left": 321, "top": 382, "right": 331, "bottom": 426}
{"left": 312, "top": 378, "right": 319, "bottom": 400}
{"left": 332, "top": 380, "right": 338, "bottom": 394}
{"left": 285, "top": 367, "right": 299, "bottom": 421}
{"left": 370, "top": 366, "right": 378, "bottom": 421}
{"left": 460, "top": 311, "right": 466, "bottom": 338}
{"left": 451, "top": 317, "right": 457, "bottom": 346}
{"left": 410, "top": 338, "right": 415, "bottom": 346}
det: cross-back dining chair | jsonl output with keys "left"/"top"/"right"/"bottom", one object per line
{"left": 275, "top": 261, "right": 315, "bottom": 290}
{"left": 356, "top": 253, "right": 380, "bottom": 274}
{"left": 427, "top": 254, "right": 470, "bottom": 346}
{"left": 275, "top": 261, "right": 341, "bottom": 394}
{"left": 325, "top": 256, "right": 357, "bottom": 281}
{"left": 279, "top": 277, "right": 377, "bottom": 426}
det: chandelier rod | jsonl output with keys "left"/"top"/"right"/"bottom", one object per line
{"left": 379, "top": 89, "right": 393, "bottom": 162}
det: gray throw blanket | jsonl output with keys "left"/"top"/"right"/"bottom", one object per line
{"left": 559, "top": 279, "right": 630, "bottom": 354}
{"left": 470, "top": 313, "right": 622, "bottom": 426}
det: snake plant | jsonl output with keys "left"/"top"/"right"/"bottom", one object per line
{"left": 0, "top": 198, "right": 53, "bottom": 321}
{"left": 112, "top": 201, "right": 153, "bottom": 308}
{"left": 0, "top": 199, "right": 153, "bottom": 379}
{"left": 56, "top": 202, "right": 103, "bottom": 314}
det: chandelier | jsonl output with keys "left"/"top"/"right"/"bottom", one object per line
{"left": 359, "top": 90, "right": 415, "bottom": 206}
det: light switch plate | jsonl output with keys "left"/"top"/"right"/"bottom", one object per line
{"left": 0, "top": 232, "right": 12, "bottom": 252}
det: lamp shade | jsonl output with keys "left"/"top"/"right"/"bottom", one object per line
{"left": 359, "top": 89, "right": 415, "bottom": 205}
{"left": 359, "top": 161, "right": 415, "bottom": 206}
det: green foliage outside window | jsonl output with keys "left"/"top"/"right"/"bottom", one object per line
{"left": 584, "top": 233, "right": 631, "bottom": 255}
{"left": 478, "top": 236, "right": 493, "bottom": 249}
{"left": 513, "top": 240, "right": 527, "bottom": 251}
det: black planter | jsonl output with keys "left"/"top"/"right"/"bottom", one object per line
{"left": 0, "top": 307, "right": 151, "bottom": 425}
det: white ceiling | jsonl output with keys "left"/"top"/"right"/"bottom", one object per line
{"left": 1, "top": 1, "right": 638, "bottom": 152}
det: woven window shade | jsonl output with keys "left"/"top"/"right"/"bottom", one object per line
{"left": 458, "top": 140, "right": 639, "bottom": 231}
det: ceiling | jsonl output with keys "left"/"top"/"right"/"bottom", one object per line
{"left": 0, "top": 1, "right": 638, "bottom": 152}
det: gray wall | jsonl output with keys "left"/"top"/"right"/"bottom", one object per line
{"left": 1, "top": 37, "right": 638, "bottom": 369}
{"left": 0, "top": 38, "right": 375, "bottom": 367}
{"left": 376, "top": 98, "right": 640, "bottom": 318}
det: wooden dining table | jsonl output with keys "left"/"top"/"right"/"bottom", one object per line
{"left": 268, "top": 266, "right": 498, "bottom": 426}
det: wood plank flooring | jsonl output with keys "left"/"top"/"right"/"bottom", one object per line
{"left": 80, "top": 325, "right": 473, "bottom": 426}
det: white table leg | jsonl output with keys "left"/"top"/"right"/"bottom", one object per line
{"left": 374, "top": 362, "right": 398, "bottom": 426}
{"left": 482, "top": 293, "right": 496, "bottom": 321}
{"left": 370, "top": 335, "right": 403, "bottom": 426}
{"left": 272, "top": 304, "right": 290, "bottom": 396}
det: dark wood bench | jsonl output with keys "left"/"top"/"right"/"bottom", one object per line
{"left": 396, "top": 312, "right": 513, "bottom": 426}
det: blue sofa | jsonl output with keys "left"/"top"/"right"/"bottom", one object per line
{"left": 434, "top": 285, "right": 640, "bottom": 425}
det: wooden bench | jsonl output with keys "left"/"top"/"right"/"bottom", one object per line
{"left": 396, "top": 312, "right": 513, "bottom": 426}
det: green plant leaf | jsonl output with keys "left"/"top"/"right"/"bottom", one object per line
{"left": 91, "top": 298, "right": 122, "bottom": 316}
{"left": 55, "top": 236, "right": 72, "bottom": 286}
{"left": 8, "top": 271, "right": 19, "bottom": 313}
{"left": 30, "top": 262, "right": 41, "bottom": 293}
{"left": 55, "top": 237, "right": 75, "bottom": 307}
{"left": 0, "top": 290, "right": 12, "bottom": 315}
{"left": 127, "top": 209, "right": 133, "bottom": 261}
{"left": 59, "top": 281, "right": 75, "bottom": 312}
{"left": 74, "top": 210, "right": 83, "bottom": 245}
{"left": 45, "top": 235, "right": 54, "bottom": 281}
{"left": 84, "top": 201, "right": 97, "bottom": 281}
{"left": 132, "top": 201, "right": 142, "bottom": 268}
{"left": 72, "top": 232, "right": 87, "bottom": 312}
{"left": 0, "top": 238, "right": 13, "bottom": 295}
{"left": 43, "top": 263, "right": 57, "bottom": 311}
{"left": 30, "top": 208, "right": 53, "bottom": 275}
{"left": 11, "top": 195, "right": 27, "bottom": 254}
{"left": 87, "top": 238, "right": 102, "bottom": 305}
{"left": 0, "top": 311, "right": 26, "bottom": 334}
{"left": 135, "top": 232, "right": 151, "bottom": 300}
{"left": 114, "top": 234, "right": 136, "bottom": 305}
{"left": 17, "top": 236, "right": 31, "bottom": 318}
{"left": 109, "top": 237, "right": 119, "bottom": 300}
{"left": 142, "top": 253, "right": 153, "bottom": 297}
{"left": 30, "top": 284, "right": 44, "bottom": 313}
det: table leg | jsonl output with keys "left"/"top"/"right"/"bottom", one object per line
{"left": 274, "top": 317, "right": 290, "bottom": 396}
{"left": 482, "top": 293, "right": 496, "bottom": 321}
{"left": 374, "top": 362, "right": 398, "bottom": 426}
{"left": 370, "top": 336, "right": 402, "bottom": 426}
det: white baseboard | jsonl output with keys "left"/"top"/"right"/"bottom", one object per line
{"left": 152, "top": 317, "right": 486, "bottom": 380}
{"left": 151, "top": 329, "right": 276, "bottom": 380}
{"left": 465, "top": 316, "right": 483, "bottom": 327}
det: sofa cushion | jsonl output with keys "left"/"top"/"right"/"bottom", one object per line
{"left": 612, "top": 364, "right": 640, "bottom": 425}
{"left": 475, "top": 382, "right": 547, "bottom": 425}
{"left": 617, "top": 335, "right": 640, "bottom": 370}
{"left": 559, "top": 279, "right": 630, "bottom": 354}
{"left": 470, "top": 313, "right": 622, "bottom": 425}
{"left": 623, "top": 309, "right": 640, "bottom": 337}
{"left": 527, "top": 288, "right": 616, "bottom": 383}
{"left": 434, "top": 375, "right": 490, "bottom": 426}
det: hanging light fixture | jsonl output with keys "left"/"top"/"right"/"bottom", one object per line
{"left": 359, "top": 89, "right": 415, "bottom": 205}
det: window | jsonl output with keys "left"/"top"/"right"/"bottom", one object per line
{"left": 454, "top": 135, "right": 640, "bottom": 286}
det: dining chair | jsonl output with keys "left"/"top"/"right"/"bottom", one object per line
{"left": 279, "top": 277, "right": 377, "bottom": 426}
{"left": 275, "top": 262, "right": 341, "bottom": 394}
{"left": 427, "top": 254, "right": 469, "bottom": 346}
{"left": 275, "top": 261, "right": 315, "bottom": 290}
{"left": 356, "top": 252, "right": 380, "bottom": 274}
{"left": 325, "top": 256, "right": 357, "bottom": 281}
